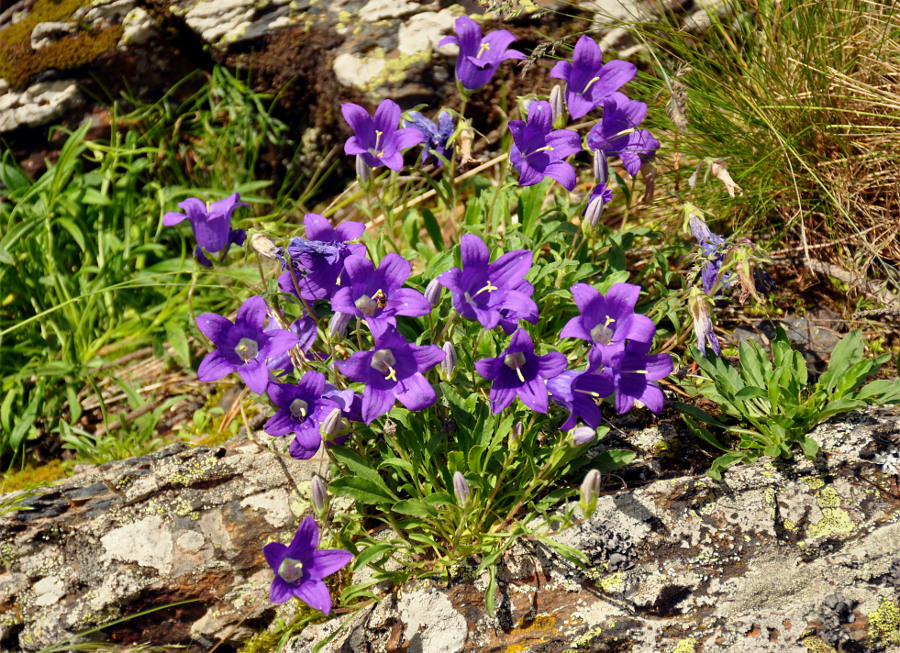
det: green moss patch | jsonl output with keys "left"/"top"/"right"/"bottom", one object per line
{"left": 0, "top": 0, "right": 123, "bottom": 89}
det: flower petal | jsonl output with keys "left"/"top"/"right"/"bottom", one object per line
{"left": 269, "top": 577, "right": 295, "bottom": 604}
{"left": 549, "top": 60, "right": 571, "bottom": 81}
{"left": 373, "top": 99, "right": 401, "bottom": 138}
{"left": 239, "top": 360, "right": 271, "bottom": 395}
{"left": 411, "top": 344, "right": 445, "bottom": 372}
{"left": 236, "top": 296, "right": 268, "bottom": 333}
{"left": 395, "top": 373, "right": 436, "bottom": 412}
{"left": 341, "top": 103, "right": 374, "bottom": 144}
{"left": 288, "top": 515, "right": 320, "bottom": 555}
{"left": 265, "top": 410, "right": 295, "bottom": 437}
{"left": 543, "top": 162, "right": 576, "bottom": 191}
{"left": 518, "top": 377, "right": 549, "bottom": 413}
{"left": 263, "top": 541, "right": 287, "bottom": 572}
{"left": 197, "top": 350, "right": 235, "bottom": 383}
{"left": 488, "top": 249, "right": 532, "bottom": 290}
{"left": 311, "top": 549, "right": 354, "bottom": 579}
{"left": 489, "top": 384, "right": 517, "bottom": 414}
{"left": 362, "top": 387, "right": 395, "bottom": 424}
{"left": 163, "top": 211, "right": 187, "bottom": 226}
{"left": 196, "top": 312, "right": 234, "bottom": 347}
{"left": 295, "top": 578, "right": 333, "bottom": 614}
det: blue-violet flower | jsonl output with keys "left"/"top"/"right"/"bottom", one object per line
{"left": 438, "top": 15, "right": 526, "bottom": 91}
{"left": 163, "top": 193, "right": 248, "bottom": 268}
{"left": 406, "top": 111, "right": 454, "bottom": 166}
{"left": 586, "top": 94, "right": 660, "bottom": 176}
{"left": 550, "top": 35, "right": 637, "bottom": 120}
{"left": 342, "top": 100, "right": 425, "bottom": 171}
{"left": 603, "top": 340, "right": 673, "bottom": 414}
{"left": 264, "top": 371, "right": 340, "bottom": 460}
{"left": 509, "top": 100, "right": 582, "bottom": 190}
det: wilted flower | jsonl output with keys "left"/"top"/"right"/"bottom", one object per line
{"left": 688, "top": 210, "right": 731, "bottom": 296}
{"left": 330, "top": 254, "right": 431, "bottom": 336}
{"left": 249, "top": 232, "right": 284, "bottom": 263}
{"left": 603, "top": 340, "right": 673, "bottom": 414}
{"left": 279, "top": 214, "right": 366, "bottom": 301}
{"left": 265, "top": 372, "right": 340, "bottom": 460}
{"left": 437, "top": 234, "right": 538, "bottom": 332}
{"left": 196, "top": 296, "right": 300, "bottom": 395}
{"left": 548, "top": 369, "right": 615, "bottom": 430}
{"left": 509, "top": 100, "right": 582, "bottom": 190}
{"left": 559, "top": 283, "right": 656, "bottom": 369}
{"left": 264, "top": 516, "right": 352, "bottom": 612}
{"left": 310, "top": 474, "right": 328, "bottom": 514}
{"left": 342, "top": 100, "right": 425, "bottom": 171}
{"left": 337, "top": 325, "right": 444, "bottom": 424}
{"left": 453, "top": 471, "right": 471, "bottom": 506}
{"left": 163, "top": 193, "right": 248, "bottom": 268}
{"left": 549, "top": 35, "right": 637, "bottom": 120}
{"left": 439, "top": 15, "right": 526, "bottom": 91}
{"left": 406, "top": 111, "right": 454, "bottom": 166}
{"left": 689, "top": 289, "right": 721, "bottom": 356}
{"left": 587, "top": 95, "right": 660, "bottom": 176}
{"left": 475, "top": 328, "right": 567, "bottom": 414}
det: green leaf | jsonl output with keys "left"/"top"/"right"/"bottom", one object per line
{"left": 328, "top": 477, "right": 396, "bottom": 506}
{"left": 707, "top": 451, "right": 745, "bottom": 480}
{"left": 681, "top": 414, "right": 728, "bottom": 451}
{"left": 484, "top": 564, "right": 498, "bottom": 616}
{"left": 164, "top": 320, "right": 191, "bottom": 368}
{"left": 0, "top": 244, "right": 13, "bottom": 265}
{"left": 392, "top": 499, "right": 439, "bottom": 519}
{"left": 517, "top": 179, "right": 550, "bottom": 238}
{"left": 421, "top": 208, "right": 444, "bottom": 251}
{"left": 55, "top": 218, "right": 87, "bottom": 252}
{"left": 329, "top": 446, "right": 398, "bottom": 500}
{"left": 819, "top": 330, "right": 864, "bottom": 393}
{"left": 799, "top": 437, "right": 819, "bottom": 458}
{"left": 377, "top": 457, "right": 415, "bottom": 474}
{"left": 594, "top": 449, "right": 636, "bottom": 473}
{"left": 352, "top": 543, "right": 395, "bottom": 571}
{"left": 671, "top": 401, "right": 731, "bottom": 430}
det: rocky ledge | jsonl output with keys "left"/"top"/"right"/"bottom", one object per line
{"left": 2, "top": 406, "right": 899, "bottom": 652}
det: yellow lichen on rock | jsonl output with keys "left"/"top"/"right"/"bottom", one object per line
{"left": 867, "top": 596, "right": 900, "bottom": 646}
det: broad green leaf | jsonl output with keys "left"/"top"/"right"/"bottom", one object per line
{"left": 352, "top": 542, "right": 395, "bottom": 570}
{"left": 421, "top": 208, "right": 444, "bottom": 251}
{"left": 377, "top": 457, "right": 415, "bottom": 474}
{"left": 681, "top": 414, "right": 728, "bottom": 451}
{"left": 328, "top": 477, "right": 396, "bottom": 506}
{"left": 594, "top": 449, "right": 636, "bottom": 473}
{"left": 819, "top": 330, "right": 864, "bottom": 393}
{"left": 392, "top": 500, "right": 438, "bottom": 519}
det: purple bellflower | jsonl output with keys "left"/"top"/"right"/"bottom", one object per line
{"left": 279, "top": 214, "right": 366, "bottom": 301}
{"left": 163, "top": 193, "right": 247, "bottom": 268}
{"left": 264, "top": 516, "right": 352, "bottom": 612}
{"left": 196, "top": 296, "right": 300, "bottom": 395}
{"left": 560, "top": 283, "right": 657, "bottom": 369}
{"left": 406, "top": 111, "right": 455, "bottom": 166}
{"left": 330, "top": 253, "right": 432, "bottom": 336}
{"left": 603, "top": 340, "right": 673, "bottom": 414}
{"left": 437, "top": 234, "right": 538, "bottom": 332}
{"left": 265, "top": 372, "right": 341, "bottom": 460}
{"left": 548, "top": 369, "right": 615, "bottom": 430}
{"left": 688, "top": 213, "right": 731, "bottom": 295}
{"left": 509, "top": 100, "right": 582, "bottom": 190}
{"left": 265, "top": 315, "right": 318, "bottom": 376}
{"left": 550, "top": 35, "right": 637, "bottom": 120}
{"left": 439, "top": 15, "right": 526, "bottom": 91}
{"left": 342, "top": 100, "right": 425, "bottom": 171}
{"left": 475, "top": 328, "right": 567, "bottom": 414}
{"left": 586, "top": 95, "right": 660, "bottom": 176}
{"left": 337, "top": 325, "right": 445, "bottom": 424}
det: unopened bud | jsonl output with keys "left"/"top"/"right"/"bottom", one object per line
{"left": 425, "top": 278, "right": 442, "bottom": 308}
{"left": 453, "top": 471, "right": 470, "bottom": 506}
{"left": 583, "top": 195, "right": 605, "bottom": 232}
{"left": 550, "top": 85, "right": 566, "bottom": 128}
{"left": 571, "top": 426, "right": 596, "bottom": 446}
{"left": 580, "top": 469, "right": 601, "bottom": 517}
{"left": 321, "top": 407, "right": 349, "bottom": 441}
{"left": 519, "top": 94, "right": 537, "bottom": 116}
{"left": 329, "top": 312, "right": 352, "bottom": 342}
{"left": 440, "top": 341, "right": 457, "bottom": 381}
{"left": 593, "top": 150, "right": 609, "bottom": 184}
{"left": 511, "top": 421, "right": 524, "bottom": 446}
{"left": 356, "top": 155, "right": 372, "bottom": 188}
{"left": 310, "top": 474, "right": 328, "bottom": 514}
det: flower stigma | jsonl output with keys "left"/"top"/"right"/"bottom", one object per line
{"left": 235, "top": 337, "right": 259, "bottom": 362}
{"left": 290, "top": 399, "right": 309, "bottom": 419}
{"left": 590, "top": 316, "right": 616, "bottom": 345}
{"left": 581, "top": 76, "right": 601, "bottom": 94}
{"left": 278, "top": 557, "right": 304, "bottom": 584}
{"left": 477, "top": 42, "right": 491, "bottom": 57}
{"left": 371, "top": 349, "right": 398, "bottom": 382}
{"left": 504, "top": 351, "right": 527, "bottom": 383}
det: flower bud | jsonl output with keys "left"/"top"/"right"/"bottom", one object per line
{"left": 310, "top": 474, "right": 328, "bottom": 514}
{"left": 440, "top": 341, "right": 457, "bottom": 381}
{"left": 328, "top": 312, "right": 352, "bottom": 342}
{"left": 580, "top": 469, "right": 601, "bottom": 518}
{"left": 321, "top": 407, "right": 350, "bottom": 441}
{"left": 511, "top": 421, "right": 524, "bottom": 448}
{"left": 571, "top": 426, "right": 596, "bottom": 446}
{"left": 583, "top": 195, "right": 605, "bottom": 232}
{"left": 593, "top": 150, "right": 609, "bottom": 184}
{"left": 356, "top": 155, "right": 372, "bottom": 188}
{"left": 425, "top": 278, "right": 442, "bottom": 308}
{"left": 453, "top": 471, "right": 470, "bottom": 506}
{"left": 550, "top": 85, "right": 566, "bottom": 128}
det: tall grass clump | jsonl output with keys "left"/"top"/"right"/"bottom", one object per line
{"left": 0, "top": 66, "right": 311, "bottom": 467}
{"left": 627, "top": 0, "right": 900, "bottom": 286}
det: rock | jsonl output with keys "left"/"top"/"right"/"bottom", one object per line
{"left": 277, "top": 406, "right": 900, "bottom": 652}
{"left": 0, "top": 437, "right": 323, "bottom": 651}
{"left": 0, "top": 80, "right": 82, "bottom": 133}
{"left": 29, "top": 21, "right": 76, "bottom": 49}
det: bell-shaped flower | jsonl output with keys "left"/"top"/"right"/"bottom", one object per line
{"left": 265, "top": 372, "right": 341, "bottom": 460}
{"left": 163, "top": 193, "right": 248, "bottom": 268}
{"left": 264, "top": 516, "right": 352, "bottom": 612}
{"left": 560, "top": 283, "right": 656, "bottom": 369}
{"left": 330, "top": 253, "right": 431, "bottom": 336}
{"left": 337, "top": 325, "right": 444, "bottom": 424}
{"left": 439, "top": 15, "right": 526, "bottom": 91}
{"left": 406, "top": 111, "right": 455, "bottom": 166}
{"left": 587, "top": 95, "right": 660, "bottom": 176}
{"left": 278, "top": 214, "right": 366, "bottom": 301}
{"left": 475, "top": 328, "right": 567, "bottom": 414}
{"left": 342, "top": 100, "right": 425, "bottom": 171}
{"left": 437, "top": 234, "right": 538, "bottom": 332}
{"left": 509, "top": 100, "right": 582, "bottom": 190}
{"left": 603, "top": 340, "right": 673, "bottom": 414}
{"left": 548, "top": 368, "right": 615, "bottom": 430}
{"left": 196, "top": 296, "right": 300, "bottom": 395}
{"left": 550, "top": 35, "right": 637, "bottom": 120}
{"left": 265, "top": 314, "right": 318, "bottom": 376}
